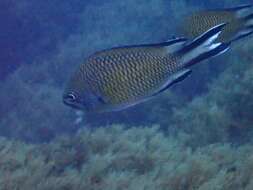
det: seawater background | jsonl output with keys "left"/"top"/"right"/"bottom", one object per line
{"left": 0, "top": 1, "right": 253, "bottom": 189}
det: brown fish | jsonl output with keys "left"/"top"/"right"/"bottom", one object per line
{"left": 63, "top": 24, "right": 229, "bottom": 112}
{"left": 179, "top": 4, "right": 253, "bottom": 43}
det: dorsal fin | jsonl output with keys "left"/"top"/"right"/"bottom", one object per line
{"left": 108, "top": 37, "right": 187, "bottom": 51}
{"left": 164, "top": 38, "right": 187, "bottom": 53}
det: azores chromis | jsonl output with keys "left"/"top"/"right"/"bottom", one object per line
{"left": 63, "top": 24, "right": 230, "bottom": 113}
{"left": 179, "top": 4, "right": 253, "bottom": 43}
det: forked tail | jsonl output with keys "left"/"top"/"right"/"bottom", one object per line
{"left": 176, "top": 23, "right": 230, "bottom": 68}
{"left": 229, "top": 4, "right": 253, "bottom": 42}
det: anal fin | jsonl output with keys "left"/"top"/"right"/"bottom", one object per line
{"left": 153, "top": 69, "right": 192, "bottom": 96}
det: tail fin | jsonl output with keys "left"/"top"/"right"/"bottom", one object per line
{"left": 229, "top": 4, "right": 253, "bottom": 42}
{"left": 176, "top": 23, "right": 230, "bottom": 68}
{"left": 230, "top": 4, "right": 253, "bottom": 18}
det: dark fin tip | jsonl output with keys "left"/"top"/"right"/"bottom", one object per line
{"left": 185, "top": 43, "right": 230, "bottom": 68}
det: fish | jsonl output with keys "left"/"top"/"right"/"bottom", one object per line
{"left": 179, "top": 4, "right": 253, "bottom": 43}
{"left": 63, "top": 23, "right": 229, "bottom": 113}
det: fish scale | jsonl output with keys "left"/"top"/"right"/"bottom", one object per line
{"left": 85, "top": 50, "right": 176, "bottom": 104}
{"left": 80, "top": 49, "right": 177, "bottom": 103}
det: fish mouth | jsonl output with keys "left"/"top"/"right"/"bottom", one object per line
{"left": 63, "top": 100, "right": 82, "bottom": 110}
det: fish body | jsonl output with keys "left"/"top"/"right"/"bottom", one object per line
{"left": 180, "top": 4, "right": 253, "bottom": 43}
{"left": 63, "top": 24, "right": 229, "bottom": 112}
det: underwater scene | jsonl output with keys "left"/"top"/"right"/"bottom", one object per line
{"left": 1, "top": 0, "right": 253, "bottom": 189}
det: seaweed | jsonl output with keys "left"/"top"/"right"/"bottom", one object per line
{"left": 0, "top": 126, "right": 253, "bottom": 190}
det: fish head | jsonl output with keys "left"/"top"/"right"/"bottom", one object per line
{"left": 63, "top": 65, "right": 105, "bottom": 112}
{"left": 63, "top": 89, "right": 102, "bottom": 112}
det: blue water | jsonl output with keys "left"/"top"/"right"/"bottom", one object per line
{"left": 0, "top": 1, "right": 253, "bottom": 189}
{"left": 1, "top": 0, "right": 252, "bottom": 139}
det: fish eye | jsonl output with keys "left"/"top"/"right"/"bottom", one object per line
{"left": 66, "top": 93, "right": 76, "bottom": 102}
{"left": 63, "top": 93, "right": 77, "bottom": 105}
{"left": 63, "top": 92, "right": 84, "bottom": 110}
